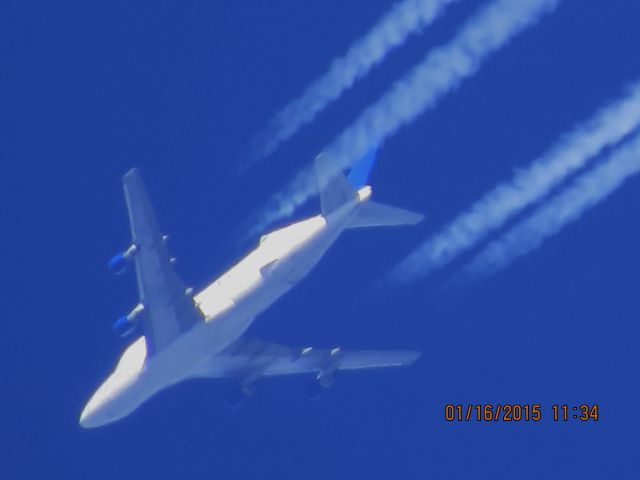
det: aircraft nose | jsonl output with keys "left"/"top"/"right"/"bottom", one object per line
{"left": 79, "top": 405, "right": 93, "bottom": 428}
{"left": 79, "top": 402, "right": 102, "bottom": 429}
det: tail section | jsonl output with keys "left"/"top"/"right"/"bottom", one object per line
{"left": 314, "top": 145, "right": 424, "bottom": 227}
{"left": 315, "top": 153, "right": 356, "bottom": 217}
{"left": 347, "top": 144, "right": 378, "bottom": 188}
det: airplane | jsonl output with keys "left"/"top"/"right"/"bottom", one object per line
{"left": 79, "top": 148, "right": 424, "bottom": 428}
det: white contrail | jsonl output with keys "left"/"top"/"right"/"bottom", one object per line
{"left": 250, "top": 0, "right": 559, "bottom": 235}
{"left": 388, "top": 81, "right": 640, "bottom": 283}
{"left": 462, "top": 132, "right": 640, "bottom": 278}
{"left": 248, "top": 0, "right": 458, "bottom": 165}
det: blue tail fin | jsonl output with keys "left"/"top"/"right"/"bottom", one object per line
{"left": 315, "top": 144, "right": 385, "bottom": 218}
{"left": 347, "top": 144, "right": 379, "bottom": 188}
{"left": 315, "top": 146, "right": 424, "bottom": 227}
{"left": 315, "top": 154, "right": 356, "bottom": 216}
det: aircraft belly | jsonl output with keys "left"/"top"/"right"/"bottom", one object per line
{"left": 129, "top": 219, "right": 345, "bottom": 396}
{"left": 269, "top": 226, "right": 342, "bottom": 285}
{"left": 107, "top": 213, "right": 349, "bottom": 420}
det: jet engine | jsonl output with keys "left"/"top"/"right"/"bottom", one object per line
{"left": 112, "top": 315, "right": 138, "bottom": 338}
{"left": 112, "top": 303, "right": 145, "bottom": 338}
{"left": 304, "top": 347, "right": 341, "bottom": 400}
{"left": 305, "top": 370, "right": 338, "bottom": 401}
{"left": 224, "top": 384, "right": 256, "bottom": 410}
{"left": 108, "top": 244, "right": 138, "bottom": 275}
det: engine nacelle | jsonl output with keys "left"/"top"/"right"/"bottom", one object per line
{"left": 304, "top": 347, "right": 341, "bottom": 400}
{"left": 112, "top": 303, "right": 145, "bottom": 338}
{"left": 107, "top": 244, "right": 138, "bottom": 275}
{"left": 224, "top": 384, "right": 255, "bottom": 410}
{"left": 304, "top": 370, "right": 337, "bottom": 401}
{"left": 108, "top": 253, "right": 128, "bottom": 275}
{"left": 112, "top": 315, "right": 139, "bottom": 338}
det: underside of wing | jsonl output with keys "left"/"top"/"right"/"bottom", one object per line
{"left": 122, "top": 169, "right": 203, "bottom": 354}
{"left": 192, "top": 338, "right": 420, "bottom": 380}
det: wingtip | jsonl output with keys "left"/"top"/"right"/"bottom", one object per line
{"left": 122, "top": 168, "right": 144, "bottom": 188}
{"left": 123, "top": 167, "right": 141, "bottom": 179}
{"left": 407, "top": 351, "right": 422, "bottom": 364}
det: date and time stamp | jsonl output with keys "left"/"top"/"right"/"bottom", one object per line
{"left": 444, "top": 404, "right": 599, "bottom": 422}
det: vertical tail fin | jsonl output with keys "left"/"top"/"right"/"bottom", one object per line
{"left": 347, "top": 144, "right": 379, "bottom": 188}
{"left": 315, "top": 144, "right": 380, "bottom": 216}
{"left": 314, "top": 153, "right": 356, "bottom": 216}
{"left": 314, "top": 145, "right": 424, "bottom": 227}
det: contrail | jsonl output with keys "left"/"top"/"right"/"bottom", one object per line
{"left": 462, "top": 132, "right": 640, "bottom": 279}
{"left": 250, "top": 0, "right": 559, "bottom": 236}
{"left": 388, "top": 81, "right": 640, "bottom": 283}
{"left": 247, "top": 0, "right": 459, "bottom": 166}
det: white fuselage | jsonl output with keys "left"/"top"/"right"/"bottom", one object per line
{"left": 79, "top": 190, "right": 369, "bottom": 428}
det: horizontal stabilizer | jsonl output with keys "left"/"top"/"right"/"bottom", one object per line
{"left": 350, "top": 201, "right": 424, "bottom": 228}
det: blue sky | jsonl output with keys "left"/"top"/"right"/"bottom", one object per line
{"left": 2, "top": 1, "right": 639, "bottom": 478}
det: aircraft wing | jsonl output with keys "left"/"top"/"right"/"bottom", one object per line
{"left": 122, "top": 169, "right": 203, "bottom": 354}
{"left": 192, "top": 338, "right": 420, "bottom": 380}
